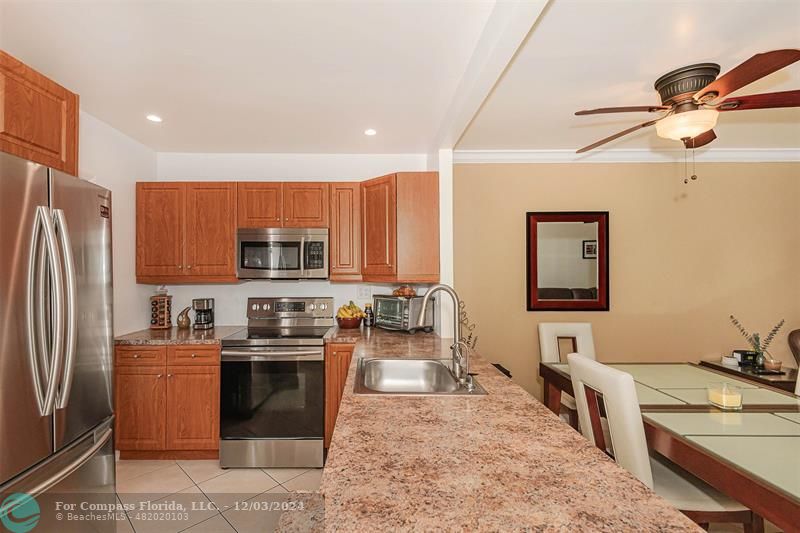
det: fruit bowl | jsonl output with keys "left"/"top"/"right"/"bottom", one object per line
{"left": 337, "top": 317, "right": 363, "bottom": 329}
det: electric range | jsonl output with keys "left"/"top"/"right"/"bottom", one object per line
{"left": 219, "top": 297, "right": 334, "bottom": 468}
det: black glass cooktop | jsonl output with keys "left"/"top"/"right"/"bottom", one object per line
{"left": 222, "top": 326, "right": 332, "bottom": 347}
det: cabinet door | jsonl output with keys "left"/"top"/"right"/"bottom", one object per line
{"left": 284, "top": 183, "right": 329, "bottom": 227}
{"left": 330, "top": 183, "right": 361, "bottom": 281}
{"left": 324, "top": 344, "right": 354, "bottom": 448}
{"left": 237, "top": 182, "right": 282, "bottom": 228}
{"left": 396, "top": 172, "right": 440, "bottom": 282}
{"left": 136, "top": 182, "right": 186, "bottom": 279}
{"left": 115, "top": 366, "right": 167, "bottom": 451}
{"left": 185, "top": 182, "right": 236, "bottom": 277}
{"left": 361, "top": 174, "right": 397, "bottom": 278}
{"left": 165, "top": 366, "right": 220, "bottom": 450}
{"left": 0, "top": 51, "right": 79, "bottom": 175}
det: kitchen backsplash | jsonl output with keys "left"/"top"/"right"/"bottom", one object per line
{"left": 157, "top": 282, "right": 428, "bottom": 326}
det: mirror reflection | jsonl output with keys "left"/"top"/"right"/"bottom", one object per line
{"left": 536, "top": 221, "right": 599, "bottom": 301}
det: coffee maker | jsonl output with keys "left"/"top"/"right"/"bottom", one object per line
{"left": 192, "top": 298, "right": 214, "bottom": 330}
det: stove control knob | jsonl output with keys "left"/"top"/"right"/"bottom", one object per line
{"left": 251, "top": 304, "right": 258, "bottom": 311}
{"left": 319, "top": 303, "right": 327, "bottom": 310}
{"left": 309, "top": 304, "right": 317, "bottom": 311}
{"left": 265, "top": 303, "right": 271, "bottom": 311}
{"left": 262, "top": 304, "right": 269, "bottom": 311}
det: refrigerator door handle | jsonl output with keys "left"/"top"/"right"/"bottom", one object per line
{"left": 25, "top": 206, "right": 65, "bottom": 417}
{"left": 22, "top": 428, "right": 112, "bottom": 500}
{"left": 54, "top": 209, "right": 77, "bottom": 410}
{"left": 40, "top": 208, "right": 66, "bottom": 417}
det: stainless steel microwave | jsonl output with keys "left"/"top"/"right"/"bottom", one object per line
{"left": 373, "top": 295, "right": 435, "bottom": 333}
{"left": 237, "top": 228, "right": 329, "bottom": 280}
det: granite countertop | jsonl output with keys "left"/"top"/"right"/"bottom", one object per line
{"left": 114, "top": 326, "right": 244, "bottom": 345}
{"left": 305, "top": 328, "right": 698, "bottom": 532}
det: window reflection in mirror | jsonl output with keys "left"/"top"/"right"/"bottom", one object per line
{"left": 536, "top": 221, "right": 599, "bottom": 301}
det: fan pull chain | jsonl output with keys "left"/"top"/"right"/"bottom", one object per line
{"left": 683, "top": 143, "right": 699, "bottom": 184}
{"left": 684, "top": 148, "right": 688, "bottom": 184}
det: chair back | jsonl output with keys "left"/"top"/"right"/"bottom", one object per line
{"left": 567, "top": 353, "right": 653, "bottom": 488}
{"left": 538, "top": 322, "right": 596, "bottom": 363}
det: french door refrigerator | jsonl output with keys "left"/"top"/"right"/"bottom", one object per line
{"left": 0, "top": 152, "right": 116, "bottom": 532}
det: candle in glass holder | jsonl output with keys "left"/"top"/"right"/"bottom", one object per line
{"left": 707, "top": 383, "right": 743, "bottom": 410}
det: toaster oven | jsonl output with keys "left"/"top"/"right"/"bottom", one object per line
{"left": 373, "top": 295, "right": 435, "bottom": 333}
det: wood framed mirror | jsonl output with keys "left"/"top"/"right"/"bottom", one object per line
{"left": 526, "top": 212, "right": 609, "bottom": 311}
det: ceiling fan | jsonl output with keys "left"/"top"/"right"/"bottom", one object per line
{"left": 575, "top": 49, "right": 800, "bottom": 153}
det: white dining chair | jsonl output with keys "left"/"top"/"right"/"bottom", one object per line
{"left": 538, "top": 322, "right": 595, "bottom": 427}
{"left": 795, "top": 373, "right": 799, "bottom": 396}
{"left": 567, "top": 353, "right": 764, "bottom": 532}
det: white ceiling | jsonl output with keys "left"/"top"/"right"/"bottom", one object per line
{"left": 458, "top": 0, "right": 800, "bottom": 152}
{"left": 0, "top": 0, "right": 495, "bottom": 153}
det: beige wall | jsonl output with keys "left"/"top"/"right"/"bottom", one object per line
{"left": 454, "top": 162, "right": 800, "bottom": 398}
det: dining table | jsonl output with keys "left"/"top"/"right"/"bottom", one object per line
{"left": 539, "top": 362, "right": 800, "bottom": 532}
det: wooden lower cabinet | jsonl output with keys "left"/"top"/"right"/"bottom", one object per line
{"left": 324, "top": 343, "right": 355, "bottom": 448}
{"left": 165, "top": 366, "right": 219, "bottom": 450}
{"left": 115, "top": 366, "right": 167, "bottom": 451}
{"left": 114, "top": 344, "right": 220, "bottom": 458}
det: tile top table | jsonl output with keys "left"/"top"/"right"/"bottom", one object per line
{"left": 644, "top": 412, "right": 800, "bottom": 504}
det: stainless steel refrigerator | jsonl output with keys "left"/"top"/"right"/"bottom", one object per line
{"left": 0, "top": 152, "right": 115, "bottom": 531}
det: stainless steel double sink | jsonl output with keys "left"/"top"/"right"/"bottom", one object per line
{"left": 354, "top": 358, "right": 487, "bottom": 396}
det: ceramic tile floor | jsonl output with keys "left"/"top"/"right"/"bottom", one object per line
{"left": 115, "top": 459, "right": 322, "bottom": 532}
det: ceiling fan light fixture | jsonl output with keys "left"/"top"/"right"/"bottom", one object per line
{"left": 655, "top": 109, "right": 719, "bottom": 141}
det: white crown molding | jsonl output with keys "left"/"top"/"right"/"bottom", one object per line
{"left": 453, "top": 148, "right": 800, "bottom": 164}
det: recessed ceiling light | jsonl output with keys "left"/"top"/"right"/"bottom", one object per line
{"left": 146, "top": 114, "right": 163, "bottom": 123}
{"left": 364, "top": 128, "right": 377, "bottom": 136}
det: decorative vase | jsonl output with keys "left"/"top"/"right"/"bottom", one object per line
{"left": 755, "top": 351, "right": 766, "bottom": 369}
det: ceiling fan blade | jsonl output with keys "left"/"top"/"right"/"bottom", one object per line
{"left": 683, "top": 129, "right": 717, "bottom": 149}
{"left": 716, "top": 89, "right": 800, "bottom": 111}
{"left": 576, "top": 119, "right": 659, "bottom": 153}
{"left": 694, "top": 49, "right": 800, "bottom": 102}
{"left": 575, "top": 105, "right": 669, "bottom": 115}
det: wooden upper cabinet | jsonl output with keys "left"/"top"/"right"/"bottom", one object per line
{"left": 237, "top": 182, "right": 282, "bottom": 228}
{"left": 361, "top": 174, "right": 397, "bottom": 278}
{"left": 396, "top": 172, "right": 440, "bottom": 283}
{"left": 361, "top": 172, "right": 439, "bottom": 283}
{"left": 283, "top": 182, "right": 329, "bottom": 227}
{"left": 165, "top": 366, "right": 220, "bottom": 450}
{"left": 136, "top": 181, "right": 236, "bottom": 283}
{"left": 136, "top": 182, "right": 185, "bottom": 279}
{"left": 185, "top": 182, "right": 236, "bottom": 276}
{"left": 0, "top": 51, "right": 79, "bottom": 175}
{"left": 330, "top": 183, "right": 361, "bottom": 281}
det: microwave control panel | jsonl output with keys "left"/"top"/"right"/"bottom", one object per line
{"left": 305, "top": 241, "right": 325, "bottom": 269}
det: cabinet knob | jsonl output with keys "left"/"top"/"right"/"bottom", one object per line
{"left": 167, "top": 374, "right": 173, "bottom": 378}
{"left": 191, "top": 353, "right": 197, "bottom": 358}
{"left": 156, "top": 374, "right": 163, "bottom": 379}
{"left": 187, "top": 265, "right": 192, "bottom": 269}
{"left": 133, "top": 354, "right": 140, "bottom": 359}
{"left": 178, "top": 265, "right": 183, "bottom": 270}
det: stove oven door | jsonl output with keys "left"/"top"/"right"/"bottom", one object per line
{"left": 220, "top": 346, "right": 324, "bottom": 439}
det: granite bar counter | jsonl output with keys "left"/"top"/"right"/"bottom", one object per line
{"left": 114, "top": 326, "right": 244, "bottom": 345}
{"left": 303, "top": 327, "right": 699, "bottom": 531}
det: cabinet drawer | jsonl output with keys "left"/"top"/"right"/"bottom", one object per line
{"left": 116, "top": 345, "right": 166, "bottom": 366}
{"left": 168, "top": 345, "right": 220, "bottom": 366}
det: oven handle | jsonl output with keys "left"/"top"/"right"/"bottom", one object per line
{"left": 221, "top": 350, "right": 324, "bottom": 362}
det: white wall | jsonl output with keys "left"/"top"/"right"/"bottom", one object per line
{"left": 78, "top": 111, "right": 157, "bottom": 335}
{"left": 154, "top": 152, "right": 430, "bottom": 327}
{"left": 157, "top": 153, "right": 427, "bottom": 181}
